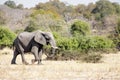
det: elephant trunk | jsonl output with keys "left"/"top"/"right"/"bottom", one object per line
{"left": 48, "top": 37, "right": 58, "bottom": 57}
{"left": 45, "top": 33, "right": 58, "bottom": 57}
{"left": 45, "top": 47, "right": 58, "bottom": 58}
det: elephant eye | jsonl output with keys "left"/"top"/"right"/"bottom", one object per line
{"left": 46, "top": 41, "right": 49, "bottom": 45}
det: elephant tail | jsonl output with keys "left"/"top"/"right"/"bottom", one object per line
{"left": 12, "top": 42, "right": 14, "bottom": 50}
{"left": 12, "top": 40, "right": 15, "bottom": 50}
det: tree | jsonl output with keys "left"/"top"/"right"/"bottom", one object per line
{"left": 75, "top": 4, "right": 86, "bottom": 14}
{"left": 35, "top": 0, "right": 66, "bottom": 15}
{"left": 17, "top": 4, "right": 24, "bottom": 9}
{"left": 112, "top": 3, "right": 120, "bottom": 14}
{"left": 4, "top": 0, "right": 16, "bottom": 8}
{"left": 92, "top": 0, "right": 116, "bottom": 20}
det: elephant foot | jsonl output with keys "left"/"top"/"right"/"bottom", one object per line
{"left": 31, "top": 59, "right": 42, "bottom": 65}
{"left": 38, "top": 62, "right": 43, "bottom": 65}
{"left": 11, "top": 60, "right": 17, "bottom": 64}
{"left": 11, "top": 62, "right": 17, "bottom": 64}
{"left": 23, "top": 61, "right": 29, "bottom": 65}
{"left": 31, "top": 59, "right": 36, "bottom": 64}
{"left": 38, "top": 59, "right": 43, "bottom": 65}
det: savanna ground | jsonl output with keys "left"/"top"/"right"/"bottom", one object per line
{"left": 0, "top": 48, "right": 120, "bottom": 80}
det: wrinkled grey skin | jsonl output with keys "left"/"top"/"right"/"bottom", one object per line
{"left": 11, "top": 30, "right": 57, "bottom": 65}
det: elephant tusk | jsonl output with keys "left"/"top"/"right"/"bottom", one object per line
{"left": 51, "top": 46, "right": 58, "bottom": 49}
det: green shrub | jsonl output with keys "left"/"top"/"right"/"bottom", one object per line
{"left": 77, "top": 36, "right": 114, "bottom": 52}
{"left": 56, "top": 37, "right": 78, "bottom": 50}
{"left": 0, "top": 27, "right": 16, "bottom": 48}
{"left": 24, "top": 20, "right": 38, "bottom": 32}
{"left": 54, "top": 33, "right": 113, "bottom": 52}
{"left": 53, "top": 32, "right": 77, "bottom": 50}
{"left": 51, "top": 32, "right": 113, "bottom": 62}
{"left": 71, "top": 20, "right": 90, "bottom": 36}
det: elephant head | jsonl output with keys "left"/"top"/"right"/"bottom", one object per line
{"left": 34, "top": 31, "right": 58, "bottom": 57}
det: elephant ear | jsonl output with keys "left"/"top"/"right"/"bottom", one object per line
{"left": 34, "top": 31, "right": 46, "bottom": 45}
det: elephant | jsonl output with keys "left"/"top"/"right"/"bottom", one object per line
{"left": 11, "top": 30, "right": 58, "bottom": 65}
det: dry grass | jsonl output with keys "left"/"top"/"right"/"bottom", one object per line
{"left": 0, "top": 48, "right": 120, "bottom": 80}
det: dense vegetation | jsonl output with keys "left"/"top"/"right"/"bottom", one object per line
{"left": 0, "top": 0, "right": 120, "bottom": 62}
{"left": 0, "top": 27, "right": 16, "bottom": 48}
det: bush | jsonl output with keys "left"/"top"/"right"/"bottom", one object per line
{"left": 51, "top": 32, "right": 113, "bottom": 62}
{"left": 71, "top": 20, "right": 90, "bottom": 36}
{"left": 24, "top": 20, "right": 39, "bottom": 32}
{"left": 0, "top": 27, "right": 16, "bottom": 48}
{"left": 109, "top": 18, "right": 120, "bottom": 50}
{"left": 56, "top": 37, "right": 78, "bottom": 50}
{"left": 77, "top": 36, "right": 114, "bottom": 52}
{"left": 24, "top": 20, "right": 38, "bottom": 32}
{"left": 54, "top": 31, "right": 114, "bottom": 52}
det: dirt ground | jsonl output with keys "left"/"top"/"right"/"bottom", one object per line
{"left": 0, "top": 48, "right": 120, "bottom": 80}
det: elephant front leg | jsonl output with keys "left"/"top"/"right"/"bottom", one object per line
{"left": 31, "top": 46, "right": 40, "bottom": 64}
{"left": 38, "top": 50, "right": 43, "bottom": 65}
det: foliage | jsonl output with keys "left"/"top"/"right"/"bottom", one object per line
{"left": 111, "top": 18, "right": 120, "bottom": 48}
{"left": 71, "top": 20, "right": 90, "bottom": 36}
{"left": 77, "top": 36, "right": 114, "bottom": 52}
{"left": 112, "top": 3, "right": 120, "bottom": 14}
{"left": 0, "top": 27, "right": 16, "bottom": 48}
{"left": 57, "top": 37, "right": 78, "bottom": 50}
{"left": 24, "top": 20, "right": 38, "bottom": 32}
{"left": 4, "top": 0, "right": 24, "bottom": 9}
{"left": 31, "top": 9, "right": 61, "bottom": 20}
{"left": 35, "top": 0, "right": 66, "bottom": 15}
{"left": 17, "top": 4, "right": 23, "bottom": 9}
{"left": 54, "top": 31, "right": 113, "bottom": 52}
{"left": 49, "top": 25, "right": 62, "bottom": 32}
{"left": 4, "top": 0, "right": 16, "bottom": 8}
{"left": 116, "top": 18, "right": 120, "bottom": 34}
{"left": 92, "top": 0, "right": 116, "bottom": 20}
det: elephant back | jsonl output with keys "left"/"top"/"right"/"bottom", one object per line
{"left": 18, "top": 32, "right": 34, "bottom": 46}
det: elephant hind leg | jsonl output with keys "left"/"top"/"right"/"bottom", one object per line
{"left": 31, "top": 59, "right": 42, "bottom": 65}
{"left": 31, "top": 59, "right": 37, "bottom": 64}
{"left": 20, "top": 51, "right": 29, "bottom": 65}
{"left": 11, "top": 49, "right": 19, "bottom": 64}
{"left": 18, "top": 43, "right": 29, "bottom": 65}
